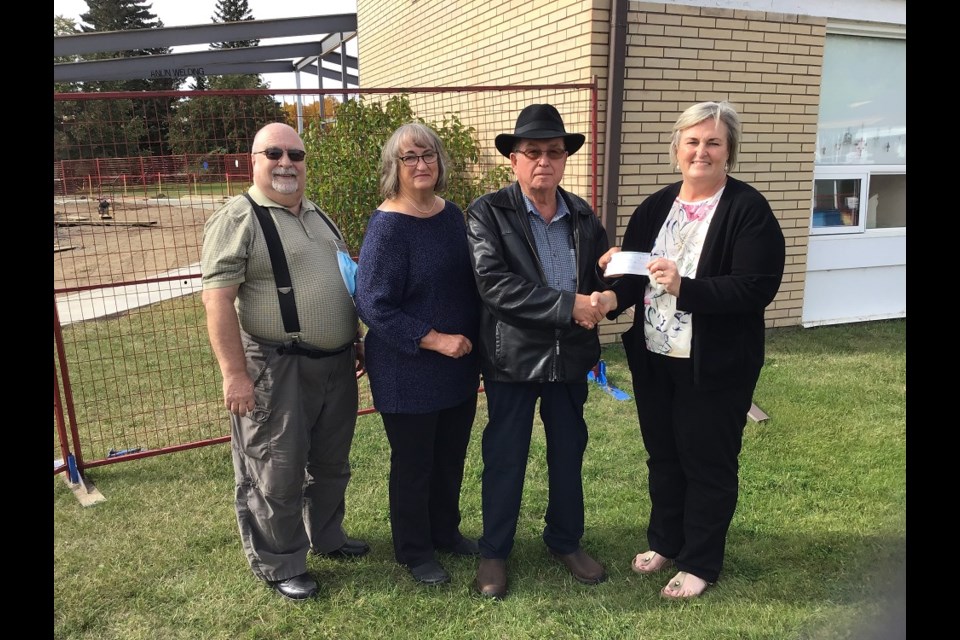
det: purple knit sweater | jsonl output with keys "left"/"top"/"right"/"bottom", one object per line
{"left": 355, "top": 201, "right": 480, "bottom": 414}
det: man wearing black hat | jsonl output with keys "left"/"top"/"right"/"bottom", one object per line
{"left": 466, "top": 104, "right": 617, "bottom": 599}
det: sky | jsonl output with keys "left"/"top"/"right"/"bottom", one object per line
{"left": 53, "top": 0, "right": 359, "bottom": 89}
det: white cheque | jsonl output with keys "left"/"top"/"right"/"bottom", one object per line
{"left": 604, "top": 251, "right": 653, "bottom": 277}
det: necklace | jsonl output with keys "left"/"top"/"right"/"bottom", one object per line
{"left": 402, "top": 193, "right": 437, "bottom": 216}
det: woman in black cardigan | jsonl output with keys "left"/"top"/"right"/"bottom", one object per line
{"left": 600, "top": 101, "right": 785, "bottom": 599}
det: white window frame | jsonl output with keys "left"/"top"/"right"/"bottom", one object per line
{"left": 810, "top": 167, "right": 869, "bottom": 236}
{"left": 811, "top": 22, "right": 905, "bottom": 236}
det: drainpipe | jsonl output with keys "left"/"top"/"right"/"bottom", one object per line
{"left": 602, "top": 0, "right": 628, "bottom": 247}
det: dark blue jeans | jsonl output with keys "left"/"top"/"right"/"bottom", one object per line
{"left": 478, "top": 380, "right": 589, "bottom": 558}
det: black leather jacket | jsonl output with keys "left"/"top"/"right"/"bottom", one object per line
{"left": 466, "top": 182, "right": 610, "bottom": 383}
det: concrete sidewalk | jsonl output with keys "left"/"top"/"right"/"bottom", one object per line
{"left": 56, "top": 264, "right": 202, "bottom": 325}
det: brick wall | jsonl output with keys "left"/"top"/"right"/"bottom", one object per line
{"left": 620, "top": 2, "right": 825, "bottom": 329}
{"left": 356, "top": 0, "right": 823, "bottom": 332}
{"left": 357, "top": 0, "right": 604, "bottom": 88}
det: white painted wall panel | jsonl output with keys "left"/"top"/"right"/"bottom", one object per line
{"left": 801, "top": 232, "right": 906, "bottom": 326}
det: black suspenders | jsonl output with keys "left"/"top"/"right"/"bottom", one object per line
{"left": 243, "top": 193, "right": 343, "bottom": 336}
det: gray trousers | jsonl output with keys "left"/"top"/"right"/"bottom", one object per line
{"left": 231, "top": 334, "right": 359, "bottom": 582}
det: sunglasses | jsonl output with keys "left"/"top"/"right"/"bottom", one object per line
{"left": 513, "top": 148, "right": 567, "bottom": 161}
{"left": 254, "top": 147, "right": 306, "bottom": 162}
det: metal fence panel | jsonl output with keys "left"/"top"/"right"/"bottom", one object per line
{"left": 54, "top": 84, "right": 597, "bottom": 478}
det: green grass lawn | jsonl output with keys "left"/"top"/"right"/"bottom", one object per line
{"left": 53, "top": 319, "right": 906, "bottom": 640}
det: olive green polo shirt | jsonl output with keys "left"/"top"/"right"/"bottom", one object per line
{"left": 201, "top": 185, "right": 357, "bottom": 349}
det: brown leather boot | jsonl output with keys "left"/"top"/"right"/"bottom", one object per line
{"left": 474, "top": 557, "right": 508, "bottom": 599}
{"left": 549, "top": 548, "right": 608, "bottom": 584}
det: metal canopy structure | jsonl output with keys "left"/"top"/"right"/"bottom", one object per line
{"left": 53, "top": 14, "right": 359, "bottom": 87}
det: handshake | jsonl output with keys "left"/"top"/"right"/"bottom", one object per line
{"left": 573, "top": 290, "right": 618, "bottom": 330}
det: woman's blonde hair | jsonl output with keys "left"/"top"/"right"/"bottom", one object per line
{"left": 669, "top": 101, "right": 741, "bottom": 171}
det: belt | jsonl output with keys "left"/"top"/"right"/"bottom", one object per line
{"left": 276, "top": 341, "right": 352, "bottom": 358}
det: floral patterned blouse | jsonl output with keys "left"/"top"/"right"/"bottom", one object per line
{"left": 642, "top": 186, "right": 725, "bottom": 358}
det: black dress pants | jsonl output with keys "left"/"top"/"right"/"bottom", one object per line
{"left": 634, "top": 351, "right": 756, "bottom": 584}
{"left": 381, "top": 395, "right": 477, "bottom": 567}
{"left": 478, "top": 380, "right": 590, "bottom": 559}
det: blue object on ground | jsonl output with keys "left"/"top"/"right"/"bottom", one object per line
{"left": 67, "top": 453, "right": 80, "bottom": 484}
{"left": 587, "top": 360, "right": 631, "bottom": 401}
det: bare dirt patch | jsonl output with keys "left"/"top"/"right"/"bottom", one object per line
{"left": 53, "top": 195, "right": 228, "bottom": 292}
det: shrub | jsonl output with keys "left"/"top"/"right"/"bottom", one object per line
{"left": 303, "top": 94, "right": 511, "bottom": 253}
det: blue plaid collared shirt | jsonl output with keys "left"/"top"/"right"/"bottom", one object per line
{"left": 523, "top": 192, "right": 577, "bottom": 293}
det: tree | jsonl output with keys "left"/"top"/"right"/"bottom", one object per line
{"left": 192, "top": 0, "right": 262, "bottom": 90}
{"left": 54, "top": 12, "right": 150, "bottom": 162}
{"left": 54, "top": 16, "right": 82, "bottom": 93}
{"left": 281, "top": 97, "right": 341, "bottom": 128}
{"left": 166, "top": 89, "right": 285, "bottom": 158}
{"left": 74, "top": 0, "right": 179, "bottom": 157}
{"left": 78, "top": 0, "right": 175, "bottom": 91}
{"left": 170, "top": 0, "right": 280, "bottom": 155}
{"left": 302, "top": 94, "right": 512, "bottom": 253}
{"left": 211, "top": 0, "right": 258, "bottom": 49}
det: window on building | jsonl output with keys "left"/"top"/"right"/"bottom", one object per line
{"left": 812, "top": 29, "right": 905, "bottom": 235}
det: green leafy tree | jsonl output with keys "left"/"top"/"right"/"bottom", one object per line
{"left": 55, "top": 13, "right": 150, "bottom": 162}
{"left": 55, "top": 15, "right": 83, "bottom": 160}
{"left": 167, "top": 88, "right": 285, "bottom": 158}
{"left": 303, "top": 94, "right": 512, "bottom": 253}
{"left": 175, "top": 0, "right": 276, "bottom": 148}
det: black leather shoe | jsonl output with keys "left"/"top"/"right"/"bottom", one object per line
{"left": 410, "top": 560, "right": 451, "bottom": 585}
{"left": 315, "top": 537, "right": 370, "bottom": 559}
{"left": 549, "top": 548, "right": 608, "bottom": 585}
{"left": 474, "top": 557, "right": 507, "bottom": 599}
{"left": 438, "top": 537, "right": 480, "bottom": 557}
{"left": 269, "top": 573, "right": 318, "bottom": 600}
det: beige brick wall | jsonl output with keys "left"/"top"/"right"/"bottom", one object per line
{"left": 356, "top": 0, "right": 608, "bottom": 209}
{"left": 356, "top": 0, "right": 824, "bottom": 335}
{"left": 357, "top": 1, "right": 605, "bottom": 88}
{"left": 618, "top": 2, "right": 825, "bottom": 330}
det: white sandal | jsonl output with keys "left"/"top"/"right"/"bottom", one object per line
{"left": 631, "top": 550, "right": 672, "bottom": 574}
{"left": 660, "top": 571, "right": 711, "bottom": 599}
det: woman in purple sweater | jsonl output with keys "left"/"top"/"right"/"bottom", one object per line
{"left": 355, "top": 123, "right": 481, "bottom": 587}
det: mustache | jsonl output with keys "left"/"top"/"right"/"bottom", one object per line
{"left": 273, "top": 168, "right": 298, "bottom": 176}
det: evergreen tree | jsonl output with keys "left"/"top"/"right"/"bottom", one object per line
{"left": 190, "top": 0, "right": 261, "bottom": 90}
{"left": 75, "top": 0, "right": 178, "bottom": 157}
{"left": 211, "top": 0, "right": 259, "bottom": 49}
{"left": 78, "top": 0, "right": 175, "bottom": 91}
{"left": 172, "top": 0, "right": 281, "bottom": 154}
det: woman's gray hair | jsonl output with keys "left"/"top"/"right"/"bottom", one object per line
{"left": 669, "top": 101, "right": 741, "bottom": 171}
{"left": 379, "top": 123, "right": 449, "bottom": 199}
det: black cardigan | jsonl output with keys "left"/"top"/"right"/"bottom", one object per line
{"left": 609, "top": 177, "right": 786, "bottom": 389}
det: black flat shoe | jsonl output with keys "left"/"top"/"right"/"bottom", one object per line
{"left": 410, "top": 560, "right": 451, "bottom": 585}
{"left": 315, "top": 537, "right": 371, "bottom": 559}
{"left": 438, "top": 537, "right": 480, "bottom": 557}
{"left": 269, "top": 573, "right": 318, "bottom": 600}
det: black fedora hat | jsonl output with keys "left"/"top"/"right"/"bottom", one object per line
{"left": 495, "top": 103, "right": 585, "bottom": 158}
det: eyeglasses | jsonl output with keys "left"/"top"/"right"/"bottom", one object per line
{"left": 398, "top": 152, "right": 438, "bottom": 167}
{"left": 254, "top": 147, "right": 306, "bottom": 162}
{"left": 513, "top": 148, "right": 567, "bottom": 161}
